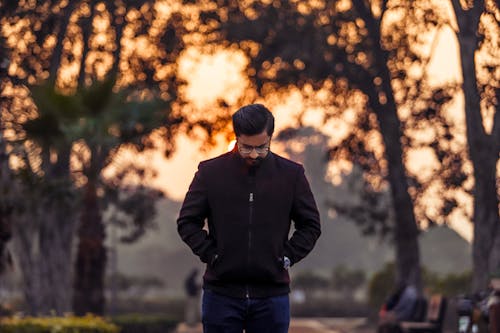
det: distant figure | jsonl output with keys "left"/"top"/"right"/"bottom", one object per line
{"left": 0, "top": 217, "right": 12, "bottom": 274}
{"left": 487, "top": 277, "right": 500, "bottom": 333}
{"left": 177, "top": 104, "right": 321, "bottom": 333}
{"left": 378, "top": 282, "right": 418, "bottom": 333}
{"left": 184, "top": 268, "right": 201, "bottom": 327}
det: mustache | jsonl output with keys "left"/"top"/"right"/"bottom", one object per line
{"left": 245, "top": 157, "right": 264, "bottom": 162}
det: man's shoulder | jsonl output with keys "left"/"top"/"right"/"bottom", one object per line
{"left": 198, "top": 151, "right": 234, "bottom": 169}
{"left": 271, "top": 153, "right": 303, "bottom": 171}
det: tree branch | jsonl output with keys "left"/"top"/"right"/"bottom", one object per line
{"left": 471, "top": 0, "right": 486, "bottom": 22}
{"left": 452, "top": 0, "right": 485, "bottom": 33}
{"left": 382, "top": 0, "right": 389, "bottom": 15}
{"left": 354, "top": 0, "right": 386, "bottom": 47}
{"left": 78, "top": 1, "right": 96, "bottom": 89}
{"left": 107, "top": 1, "right": 126, "bottom": 83}
{"left": 49, "top": 1, "right": 79, "bottom": 84}
{"left": 420, "top": 23, "right": 446, "bottom": 81}
{"left": 352, "top": 0, "right": 374, "bottom": 24}
{"left": 450, "top": 0, "right": 465, "bottom": 31}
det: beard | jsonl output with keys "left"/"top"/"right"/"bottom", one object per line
{"left": 244, "top": 156, "right": 264, "bottom": 167}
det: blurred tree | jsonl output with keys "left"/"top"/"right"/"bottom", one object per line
{"left": 423, "top": 269, "right": 472, "bottom": 297}
{"left": 16, "top": 83, "right": 81, "bottom": 314}
{"left": 0, "top": 0, "right": 191, "bottom": 315}
{"left": 193, "top": 0, "right": 465, "bottom": 290}
{"left": 450, "top": 0, "right": 500, "bottom": 292}
{"left": 19, "top": 75, "right": 178, "bottom": 315}
{"left": 69, "top": 76, "right": 173, "bottom": 315}
{"left": 0, "top": 0, "right": 19, "bottom": 280}
{"left": 0, "top": 131, "right": 13, "bottom": 277}
{"left": 327, "top": 164, "right": 394, "bottom": 238}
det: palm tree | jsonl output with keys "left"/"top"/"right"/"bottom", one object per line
{"left": 19, "top": 76, "right": 175, "bottom": 315}
{"left": 17, "top": 82, "right": 82, "bottom": 314}
{"left": 70, "top": 75, "right": 172, "bottom": 315}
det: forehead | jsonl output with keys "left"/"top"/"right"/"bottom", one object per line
{"left": 237, "top": 131, "right": 270, "bottom": 146}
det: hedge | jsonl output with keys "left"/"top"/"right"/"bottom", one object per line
{"left": 0, "top": 315, "right": 119, "bottom": 333}
{"left": 111, "top": 313, "right": 179, "bottom": 333}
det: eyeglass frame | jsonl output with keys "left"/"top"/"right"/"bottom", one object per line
{"left": 236, "top": 140, "right": 271, "bottom": 155}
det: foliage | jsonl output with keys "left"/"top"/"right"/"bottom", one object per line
{"left": 423, "top": 270, "right": 472, "bottom": 297}
{"left": 367, "top": 262, "right": 397, "bottom": 310}
{"left": 0, "top": 315, "right": 119, "bottom": 333}
{"left": 111, "top": 314, "right": 178, "bottom": 333}
{"left": 326, "top": 165, "right": 394, "bottom": 240}
{"left": 291, "top": 270, "right": 330, "bottom": 290}
{"left": 331, "top": 264, "right": 366, "bottom": 292}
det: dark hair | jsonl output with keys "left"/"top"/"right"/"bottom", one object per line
{"left": 232, "top": 104, "right": 275, "bottom": 137}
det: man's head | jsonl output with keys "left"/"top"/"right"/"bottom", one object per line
{"left": 232, "top": 104, "right": 274, "bottom": 166}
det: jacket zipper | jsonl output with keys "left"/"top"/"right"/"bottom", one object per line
{"left": 246, "top": 191, "right": 254, "bottom": 298}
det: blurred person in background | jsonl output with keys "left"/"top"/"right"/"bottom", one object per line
{"left": 378, "top": 282, "right": 418, "bottom": 333}
{"left": 177, "top": 104, "right": 321, "bottom": 333}
{"left": 184, "top": 268, "right": 201, "bottom": 327}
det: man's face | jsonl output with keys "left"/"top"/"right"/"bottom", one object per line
{"left": 236, "top": 130, "right": 271, "bottom": 167}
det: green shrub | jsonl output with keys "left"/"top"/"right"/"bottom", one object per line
{"left": 111, "top": 314, "right": 179, "bottom": 333}
{"left": 424, "top": 270, "right": 472, "bottom": 296}
{"left": 0, "top": 315, "right": 119, "bottom": 333}
{"left": 367, "top": 262, "right": 396, "bottom": 310}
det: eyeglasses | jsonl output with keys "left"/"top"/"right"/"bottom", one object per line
{"left": 237, "top": 141, "right": 270, "bottom": 155}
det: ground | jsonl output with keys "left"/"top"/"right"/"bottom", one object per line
{"left": 175, "top": 317, "right": 373, "bottom": 333}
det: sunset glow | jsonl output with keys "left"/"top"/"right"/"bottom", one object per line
{"left": 1, "top": 0, "right": 499, "bottom": 245}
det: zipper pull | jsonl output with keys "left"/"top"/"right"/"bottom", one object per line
{"left": 249, "top": 193, "right": 254, "bottom": 202}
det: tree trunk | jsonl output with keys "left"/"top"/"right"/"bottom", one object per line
{"left": 470, "top": 147, "right": 499, "bottom": 291}
{"left": 38, "top": 202, "right": 76, "bottom": 314}
{"left": 12, "top": 213, "right": 41, "bottom": 315}
{"left": 73, "top": 179, "right": 106, "bottom": 315}
{"left": 109, "top": 1, "right": 125, "bottom": 79}
{"left": 372, "top": 98, "right": 422, "bottom": 290}
{"left": 77, "top": 0, "right": 96, "bottom": 89}
{"left": 38, "top": 146, "right": 76, "bottom": 314}
{"left": 489, "top": 90, "right": 500, "bottom": 274}
{"left": 11, "top": 175, "right": 77, "bottom": 315}
{"left": 452, "top": 0, "right": 499, "bottom": 292}
{"left": 352, "top": 0, "right": 421, "bottom": 290}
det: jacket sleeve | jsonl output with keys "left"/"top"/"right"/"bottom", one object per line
{"left": 177, "top": 163, "right": 217, "bottom": 264}
{"left": 284, "top": 165, "right": 321, "bottom": 266}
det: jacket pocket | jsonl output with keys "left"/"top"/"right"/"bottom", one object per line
{"left": 212, "top": 251, "right": 247, "bottom": 282}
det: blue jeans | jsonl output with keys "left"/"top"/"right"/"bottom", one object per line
{"left": 202, "top": 289, "right": 290, "bottom": 333}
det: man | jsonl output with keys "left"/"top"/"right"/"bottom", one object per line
{"left": 378, "top": 282, "right": 418, "bottom": 333}
{"left": 177, "top": 103, "right": 321, "bottom": 333}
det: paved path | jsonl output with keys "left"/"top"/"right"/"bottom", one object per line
{"left": 175, "top": 317, "right": 371, "bottom": 333}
